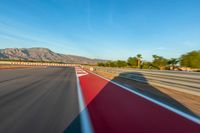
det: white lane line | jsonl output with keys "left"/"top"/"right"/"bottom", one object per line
{"left": 75, "top": 68, "right": 94, "bottom": 133}
{"left": 89, "top": 71, "right": 200, "bottom": 125}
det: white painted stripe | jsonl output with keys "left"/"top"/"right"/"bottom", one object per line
{"left": 75, "top": 68, "right": 88, "bottom": 77}
{"left": 75, "top": 68, "right": 94, "bottom": 133}
{"left": 89, "top": 71, "right": 200, "bottom": 125}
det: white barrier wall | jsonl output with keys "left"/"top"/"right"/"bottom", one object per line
{"left": 0, "top": 61, "right": 74, "bottom": 67}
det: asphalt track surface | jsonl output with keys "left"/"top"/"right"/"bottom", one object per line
{"left": 0, "top": 67, "right": 80, "bottom": 133}
{"left": 0, "top": 67, "right": 199, "bottom": 133}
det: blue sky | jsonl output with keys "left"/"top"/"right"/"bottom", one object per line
{"left": 0, "top": 0, "right": 200, "bottom": 60}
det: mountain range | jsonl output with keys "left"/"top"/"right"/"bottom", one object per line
{"left": 0, "top": 48, "right": 106, "bottom": 64}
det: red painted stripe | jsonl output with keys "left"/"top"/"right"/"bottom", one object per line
{"left": 78, "top": 71, "right": 200, "bottom": 133}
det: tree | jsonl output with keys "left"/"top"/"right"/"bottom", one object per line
{"left": 116, "top": 60, "right": 127, "bottom": 67}
{"left": 97, "top": 62, "right": 106, "bottom": 66}
{"left": 141, "top": 61, "right": 152, "bottom": 69}
{"left": 127, "top": 57, "right": 137, "bottom": 67}
{"left": 152, "top": 55, "right": 168, "bottom": 70}
{"left": 105, "top": 61, "right": 117, "bottom": 67}
{"left": 136, "top": 54, "right": 142, "bottom": 68}
{"left": 180, "top": 50, "right": 200, "bottom": 68}
{"left": 168, "top": 58, "right": 179, "bottom": 70}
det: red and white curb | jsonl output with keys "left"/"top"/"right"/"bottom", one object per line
{"left": 75, "top": 67, "right": 88, "bottom": 77}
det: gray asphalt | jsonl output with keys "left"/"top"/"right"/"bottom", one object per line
{"left": 0, "top": 67, "right": 80, "bottom": 133}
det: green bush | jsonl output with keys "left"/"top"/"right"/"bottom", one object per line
{"left": 180, "top": 50, "right": 200, "bottom": 68}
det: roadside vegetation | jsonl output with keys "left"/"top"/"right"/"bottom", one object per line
{"left": 97, "top": 50, "right": 200, "bottom": 70}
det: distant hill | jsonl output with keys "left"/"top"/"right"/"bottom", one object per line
{"left": 0, "top": 48, "right": 106, "bottom": 64}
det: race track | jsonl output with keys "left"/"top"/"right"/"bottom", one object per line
{"left": 0, "top": 67, "right": 199, "bottom": 133}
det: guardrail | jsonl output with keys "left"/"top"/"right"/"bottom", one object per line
{"left": 0, "top": 61, "right": 76, "bottom": 67}
{"left": 87, "top": 66, "right": 200, "bottom": 96}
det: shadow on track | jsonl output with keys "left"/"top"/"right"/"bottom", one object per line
{"left": 64, "top": 71, "right": 200, "bottom": 133}
{"left": 114, "top": 72, "right": 200, "bottom": 118}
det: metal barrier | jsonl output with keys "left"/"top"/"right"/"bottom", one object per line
{"left": 0, "top": 61, "right": 73, "bottom": 67}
